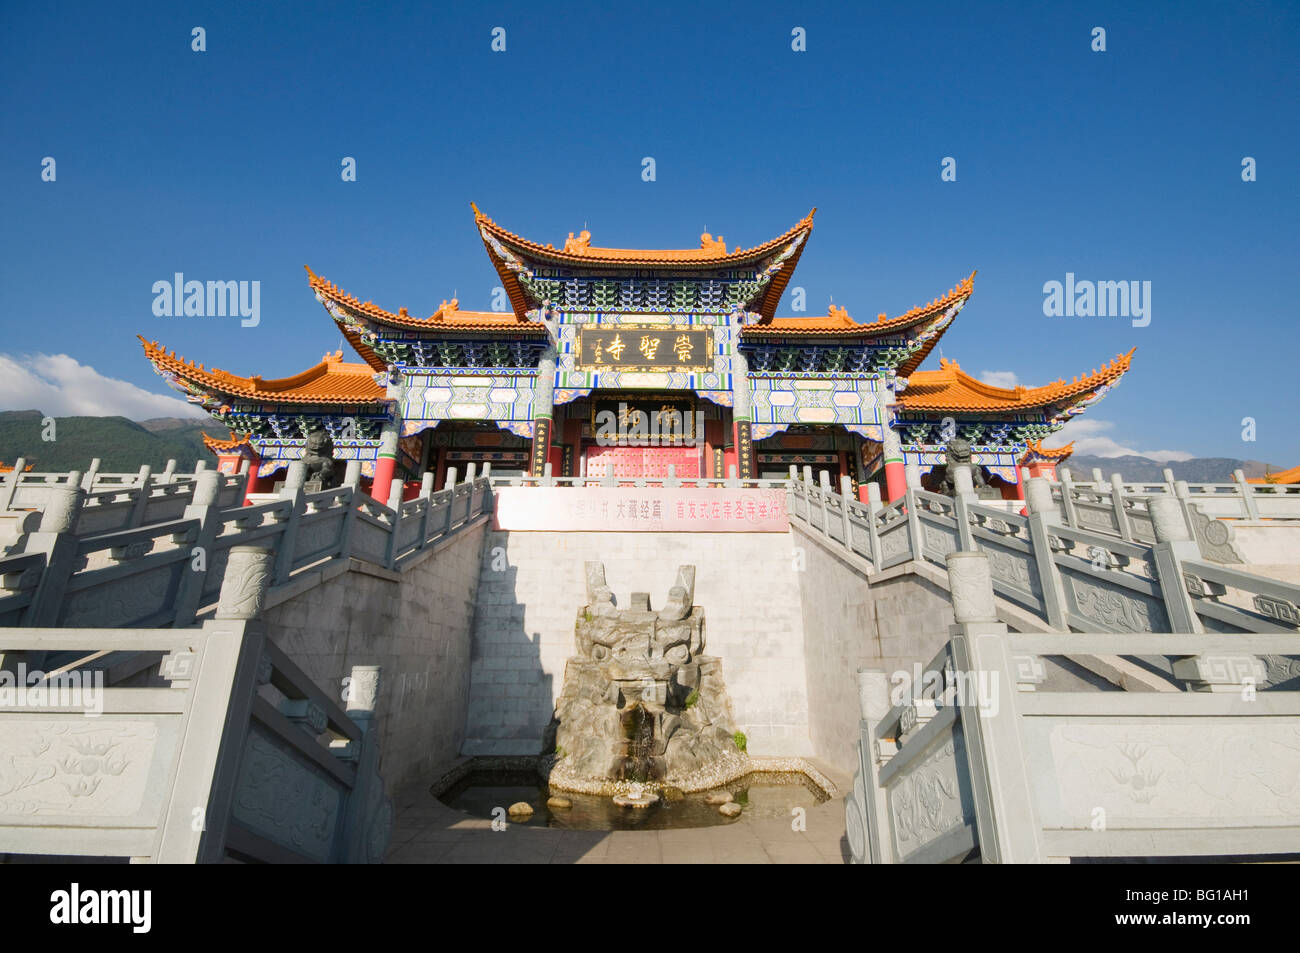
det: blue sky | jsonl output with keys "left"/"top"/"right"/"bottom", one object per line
{"left": 2, "top": 1, "right": 1296, "bottom": 463}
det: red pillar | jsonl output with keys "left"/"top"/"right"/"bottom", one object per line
{"left": 372, "top": 457, "right": 396, "bottom": 503}
{"left": 878, "top": 390, "right": 907, "bottom": 503}
{"left": 884, "top": 461, "right": 906, "bottom": 502}
{"left": 372, "top": 416, "right": 401, "bottom": 504}
{"left": 215, "top": 447, "right": 260, "bottom": 506}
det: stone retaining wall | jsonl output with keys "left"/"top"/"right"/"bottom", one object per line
{"left": 463, "top": 529, "right": 813, "bottom": 759}
{"left": 263, "top": 520, "right": 489, "bottom": 794}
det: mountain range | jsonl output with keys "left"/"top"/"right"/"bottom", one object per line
{"left": 0, "top": 410, "right": 227, "bottom": 473}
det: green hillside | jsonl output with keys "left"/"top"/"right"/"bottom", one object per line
{"left": 0, "top": 410, "right": 228, "bottom": 473}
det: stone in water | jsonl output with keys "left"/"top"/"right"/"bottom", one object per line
{"left": 507, "top": 801, "right": 534, "bottom": 817}
{"left": 719, "top": 801, "right": 742, "bottom": 817}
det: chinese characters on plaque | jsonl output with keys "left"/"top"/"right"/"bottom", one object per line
{"left": 578, "top": 326, "right": 712, "bottom": 372}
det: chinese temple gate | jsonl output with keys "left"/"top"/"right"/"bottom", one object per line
{"left": 140, "top": 204, "right": 1134, "bottom": 504}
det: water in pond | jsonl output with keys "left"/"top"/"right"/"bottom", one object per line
{"left": 438, "top": 770, "right": 828, "bottom": 831}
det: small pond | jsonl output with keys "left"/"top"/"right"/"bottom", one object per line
{"left": 438, "top": 770, "right": 829, "bottom": 831}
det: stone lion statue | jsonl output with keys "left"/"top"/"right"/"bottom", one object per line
{"left": 302, "top": 428, "right": 342, "bottom": 489}
{"left": 939, "top": 437, "right": 987, "bottom": 496}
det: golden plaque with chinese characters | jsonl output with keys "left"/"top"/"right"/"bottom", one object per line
{"left": 577, "top": 326, "right": 712, "bottom": 372}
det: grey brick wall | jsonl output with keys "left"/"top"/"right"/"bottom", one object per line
{"left": 795, "top": 529, "right": 957, "bottom": 772}
{"left": 463, "top": 529, "right": 813, "bottom": 758}
{"left": 262, "top": 521, "right": 488, "bottom": 795}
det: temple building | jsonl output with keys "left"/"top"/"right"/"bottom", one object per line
{"left": 140, "top": 205, "right": 1134, "bottom": 504}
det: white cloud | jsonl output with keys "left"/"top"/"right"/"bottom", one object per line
{"left": 0, "top": 353, "right": 205, "bottom": 420}
{"left": 1055, "top": 418, "right": 1193, "bottom": 463}
{"left": 979, "top": 370, "right": 1020, "bottom": 389}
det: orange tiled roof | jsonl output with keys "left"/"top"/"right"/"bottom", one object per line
{"left": 473, "top": 205, "right": 815, "bottom": 321}
{"left": 745, "top": 272, "right": 976, "bottom": 339}
{"left": 743, "top": 272, "right": 976, "bottom": 375}
{"left": 139, "top": 337, "right": 388, "bottom": 406}
{"left": 1249, "top": 464, "right": 1300, "bottom": 484}
{"left": 0, "top": 461, "right": 34, "bottom": 473}
{"left": 899, "top": 350, "right": 1135, "bottom": 413}
{"left": 306, "top": 267, "right": 546, "bottom": 371}
{"left": 201, "top": 431, "right": 254, "bottom": 452}
{"left": 473, "top": 204, "right": 816, "bottom": 266}
{"left": 1020, "top": 439, "right": 1075, "bottom": 461}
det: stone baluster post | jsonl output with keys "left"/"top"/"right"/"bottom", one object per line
{"left": 462, "top": 463, "right": 478, "bottom": 522}
{"left": 214, "top": 545, "right": 275, "bottom": 620}
{"left": 819, "top": 470, "right": 833, "bottom": 535}
{"left": 1, "top": 456, "right": 26, "bottom": 510}
{"left": 952, "top": 464, "right": 976, "bottom": 550}
{"left": 866, "top": 482, "right": 883, "bottom": 568}
{"left": 384, "top": 477, "right": 405, "bottom": 568}
{"left": 1233, "top": 468, "right": 1260, "bottom": 520}
{"left": 236, "top": 457, "right": 254, "bottom": 506}
{"left": 155, "top": 544, "right": 274, "bottom": 864}
{"left": 1148, "top": 495, "right": 1203, "bottom": 633}
{"left": 417, "top": 472, "right": 435, "bottom": 548}
{"left": 127, "top": 465, "right": 153, "bottom": 528}
{"left": 172, "top": 470, "right": 224, "bottom": 627}
{"left": 840, "top": 474, "right": 855, "bottom": 550}
{"left": 1057, "top": 467, "right": 1078, "bottom": 527}
{"left": 1110, "top": 473, "right": 1132, "bottom": 540}
{"left": 339, "top": 664, "right": 391, "bottom": 863}
{"left": 1024, "top": 477, "right": 1069, "bottom": 629}
{"left": 22, "top": 475, "right": 84, "bottom": 635}
{"left": 337, "top": 460, "right": 362, "bottom": 561}
{"left": 1162, "top": 467, "right": 1177, "bottom": 497}
{"left": 943, "top": 550, "right": 1043, "bottom": 863}
{"left": 160, "top": 458, "right": 177, "bottom": 484}
{"left": 904, "top": 464, "right": 924, "bottom": 561}
{"left": 443, "top": 467, "right": 458, "bottom": 533}
{"left": 479, "top": 461, "right": 493, "bottom": 511}
{"left": 271, "top": 462, "right": 306, "bottom": 586}
{"left": 81, "top": 458, "right": 101, "bottom": 492}
{"left": 847, "top": 668, "right": 896, "bottom": 865}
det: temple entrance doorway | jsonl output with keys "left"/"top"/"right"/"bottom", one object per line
{"left": 585, "top": 444, "right": 703, "bottom": 479}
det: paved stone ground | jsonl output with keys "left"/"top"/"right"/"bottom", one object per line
{"left": 386, "top": 768, "right": 851, "bottom": 865}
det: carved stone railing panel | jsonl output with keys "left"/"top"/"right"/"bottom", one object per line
{"left": 854, "top": 614, "right": 1300, "bottom": 864}
{"left": 885, "top": 726, "right": 975, "bottom": 862}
